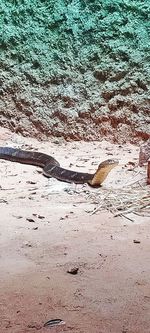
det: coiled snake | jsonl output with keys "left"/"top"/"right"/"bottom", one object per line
{"left": 0, "top": 147, "right": 118, "bottom": 187}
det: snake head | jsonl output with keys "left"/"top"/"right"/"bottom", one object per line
{"left": 89, "top": 158, "right": 119, "bottom": 187}
{"left": 98, "top": 159, "right": 119, "bottom": 169}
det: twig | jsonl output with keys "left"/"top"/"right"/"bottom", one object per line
{"left": 139, "top": 203, "right": 150, "bottom": 210}
{"left": 121, "top": 176, "right": 146, "bottom": 187}
{"left": 133, "top": 212, "right": 150, "bottom": 217}
{"left": 114, "top": 207, "right": 136, "bottom": 217}
{"left": 120, "top": 214, "right": 135, "bottom": 222}
{"left": 90, "top": 192, "right": 112, "bottom": 215}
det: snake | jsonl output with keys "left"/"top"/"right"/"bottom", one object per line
{"left": 0, "top": 147, "right": 119, "bottom": 187}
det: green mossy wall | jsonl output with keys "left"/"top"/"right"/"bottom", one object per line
{"left": 0, "top": 0, "right": 150, "bottom": 142}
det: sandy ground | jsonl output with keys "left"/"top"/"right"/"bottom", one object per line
{"left": 0, "top": 128, "right": 150, "bottom": 333}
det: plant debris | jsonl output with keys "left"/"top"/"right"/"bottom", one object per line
{"left": 88, "top": 175, "right": 150, "bottom": 221}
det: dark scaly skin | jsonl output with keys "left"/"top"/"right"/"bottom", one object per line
{"left": 0, "top": 147, "right": 118, "bottom": 186}
{"left": 0, "top": 147, "right": 59, "bottom": 167}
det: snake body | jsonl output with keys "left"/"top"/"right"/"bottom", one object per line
{"left": 0, "top": 147, "right": 118, "bottom": 187}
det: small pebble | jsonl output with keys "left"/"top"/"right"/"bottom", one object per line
{"left": 133, "top": 239, "right": 141, "bottom": 244}
{"left": 67, "top": 267, "right": 79, "bottom": 275}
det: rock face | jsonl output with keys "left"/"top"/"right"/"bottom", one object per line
{"left": 0, "top": 0, "right": 150, "bottom": 142}
{"left": 139, "top": 139, "right": 150, "bottom": 166}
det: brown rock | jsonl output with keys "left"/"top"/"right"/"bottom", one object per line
{"left": 139, "top": 139, "right": 150, "bottom": 166}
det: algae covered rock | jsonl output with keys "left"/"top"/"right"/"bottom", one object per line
{"left": 0, "top": 0, "right": 150, "bottom": 142}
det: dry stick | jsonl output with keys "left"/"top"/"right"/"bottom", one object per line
{"left": 120, "top": 214, "right": 135, "bottom": 222}
{"left": 90, "top": 202, "right": 104, "bottom": 216}
{"left": 114, "top": 201, "right": 139, "bottom": 210}
{"left": 114, "top": 207, "right": 136, "bottom": 217}
{"left": 89, "top": 178, "right": 150, "bottom": 217}
{"left": 115, "top": 200, "right": 150, "bottom": 215}
{"left": 133, "top": 212, "right": 150, "bottom": 217}
{"left": 90, "top": 191, "right": 112, "bottom": 215}
{"left": 95, "top": 198, "right": 129, "bottom": 214}
{"left": 139, "top": 203, "right": 150, "bottom": 210}
{"left": 114, "top": 201, "right": 150, "bottom": 218}
{"left": 0, "top": 199, "right": 8, "bottom": 203}
{"left": 120, "top": 176, "right": 146, "bottom": 188}
{"left": 137, "top": 180, "right": 145, "bottom": 189}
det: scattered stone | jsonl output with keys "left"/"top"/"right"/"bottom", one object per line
{"left": 26, "top": 218, "right": 35, "bottom": 223}
{"left": 60, "top": 214, "right": 69, "bottom": 221}
{"left": 26, "top": 181, "right": 37, "bottom": 184}
{"left": 37, "top": 215, "right": 45, "bottom": 219}
{"left": 67, "top": 267, "right": 79, "bottom": 275}
{"left": 125, "top": 161, "right": 136, "bottom": 171}
{"left": 24, "top": 242, "right": 32, "bottom": 247}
